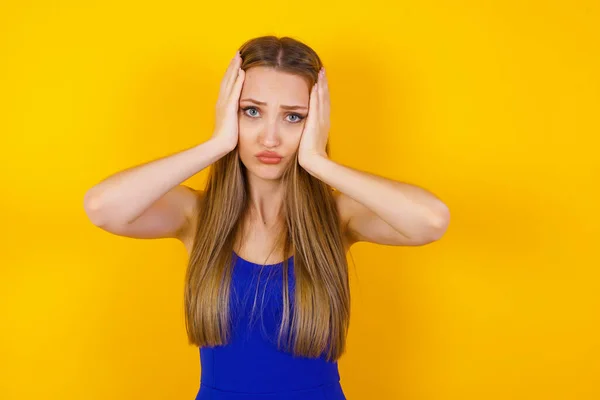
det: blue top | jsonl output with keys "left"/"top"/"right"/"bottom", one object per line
{"left": 195, "top": 251, "right": 346, "bottom": 400}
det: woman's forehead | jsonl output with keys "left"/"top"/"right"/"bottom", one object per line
{"left": 241, "top": 66, "right": 310, "bottom": 104}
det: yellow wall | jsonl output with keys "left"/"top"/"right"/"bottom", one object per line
{"left": 1, "top": 1, "right": 598, "bottom": 399}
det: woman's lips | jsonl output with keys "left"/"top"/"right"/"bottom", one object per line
{"left": 256, "top": 155, "right": 282, "bottom": 164}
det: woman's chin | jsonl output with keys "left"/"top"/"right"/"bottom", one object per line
{"left": 259, "top": 169, "right": 283, "bottom": 180}
{"left": 253, "top": 163, "right": 286, "bottom": 179}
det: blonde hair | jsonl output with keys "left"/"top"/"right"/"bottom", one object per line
{"left": 184, "top": 35, "right": 351, "bottom": 361}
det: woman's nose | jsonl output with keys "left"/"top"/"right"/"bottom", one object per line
{"left": 260, "top": 120, "right": 280, "bottom": 147}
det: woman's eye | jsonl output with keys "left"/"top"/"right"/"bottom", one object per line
{"left": 243, "top": 107, "right": 259, "bottom": 117}
{"left": 242, "top": 107, "right": 304, "bottom": 123}
{"left": 287, "top": 114, "right": 305, "bottom": 123}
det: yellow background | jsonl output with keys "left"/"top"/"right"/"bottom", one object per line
{"left": 1, "top": 1, "right": 599, "bottom": 399}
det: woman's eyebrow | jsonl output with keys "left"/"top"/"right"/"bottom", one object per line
{"left": 240, "top": 98, "right": 308, "bottom": 110}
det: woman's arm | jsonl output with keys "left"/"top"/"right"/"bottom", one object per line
{"left": 83, "top": 139, "right": 231, "bottom": 240}
{"left": 299, "top": 68, "right": 450, "bottom": 247}
{"left": 83, "top": 51, "right": 246, "bottom": 241}
{"left": 305, "top": 156, "right": 450, "bottom": 247}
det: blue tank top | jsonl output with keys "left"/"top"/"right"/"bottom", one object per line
{"left": 195, "top": 251, "right": 347, "bottom": 400}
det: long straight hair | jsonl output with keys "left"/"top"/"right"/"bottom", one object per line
{"left": 184, "top": 36, "right": 350, "bottom": 361}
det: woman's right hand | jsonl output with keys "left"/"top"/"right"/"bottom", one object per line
{"left": 211, "top": 51, "right": 245, "bottom": 151}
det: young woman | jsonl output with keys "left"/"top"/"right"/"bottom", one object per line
{"left": 83, "top": 35, "right": 450, "bottom": 400}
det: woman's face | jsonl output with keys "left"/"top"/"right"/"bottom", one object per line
{"left": 237, "top": 66, "right": 310, "bottom": 180}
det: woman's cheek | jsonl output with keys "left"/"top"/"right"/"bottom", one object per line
{"left": 289, "top": 122, "right": 305, "bottom": 137}
{"left": 238, "top": 117, "right": 251, "bottom": 137}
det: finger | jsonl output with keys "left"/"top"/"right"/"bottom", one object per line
{"left": 321, "top": 69, "right": 330, "bottom": 117}
{"left": 221, "top": 53, "right": 239, "bottom": 95}
{"left": 224, "top": 53, "right": 242, "bottom": 94}
{"left": 228, "top": 67, "right": 245, "bottom": 107}
{"left": 218, "top": 57, "right": 237, "bottom": 106}
{"left": 221, "top": 54, "right": 237, "bottom": 86}
{"left": 317, "top": 70, "right": 325, "bottom": 117}
{"left": 308, "top": 82, "right": 318, "bottom": 120}
{"left": 221, "top": 52, "right": 240, "bottom": 95}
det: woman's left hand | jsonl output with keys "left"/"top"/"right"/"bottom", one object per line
{"left": 298, "top": 67, "right": 330, "bottom": 167}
